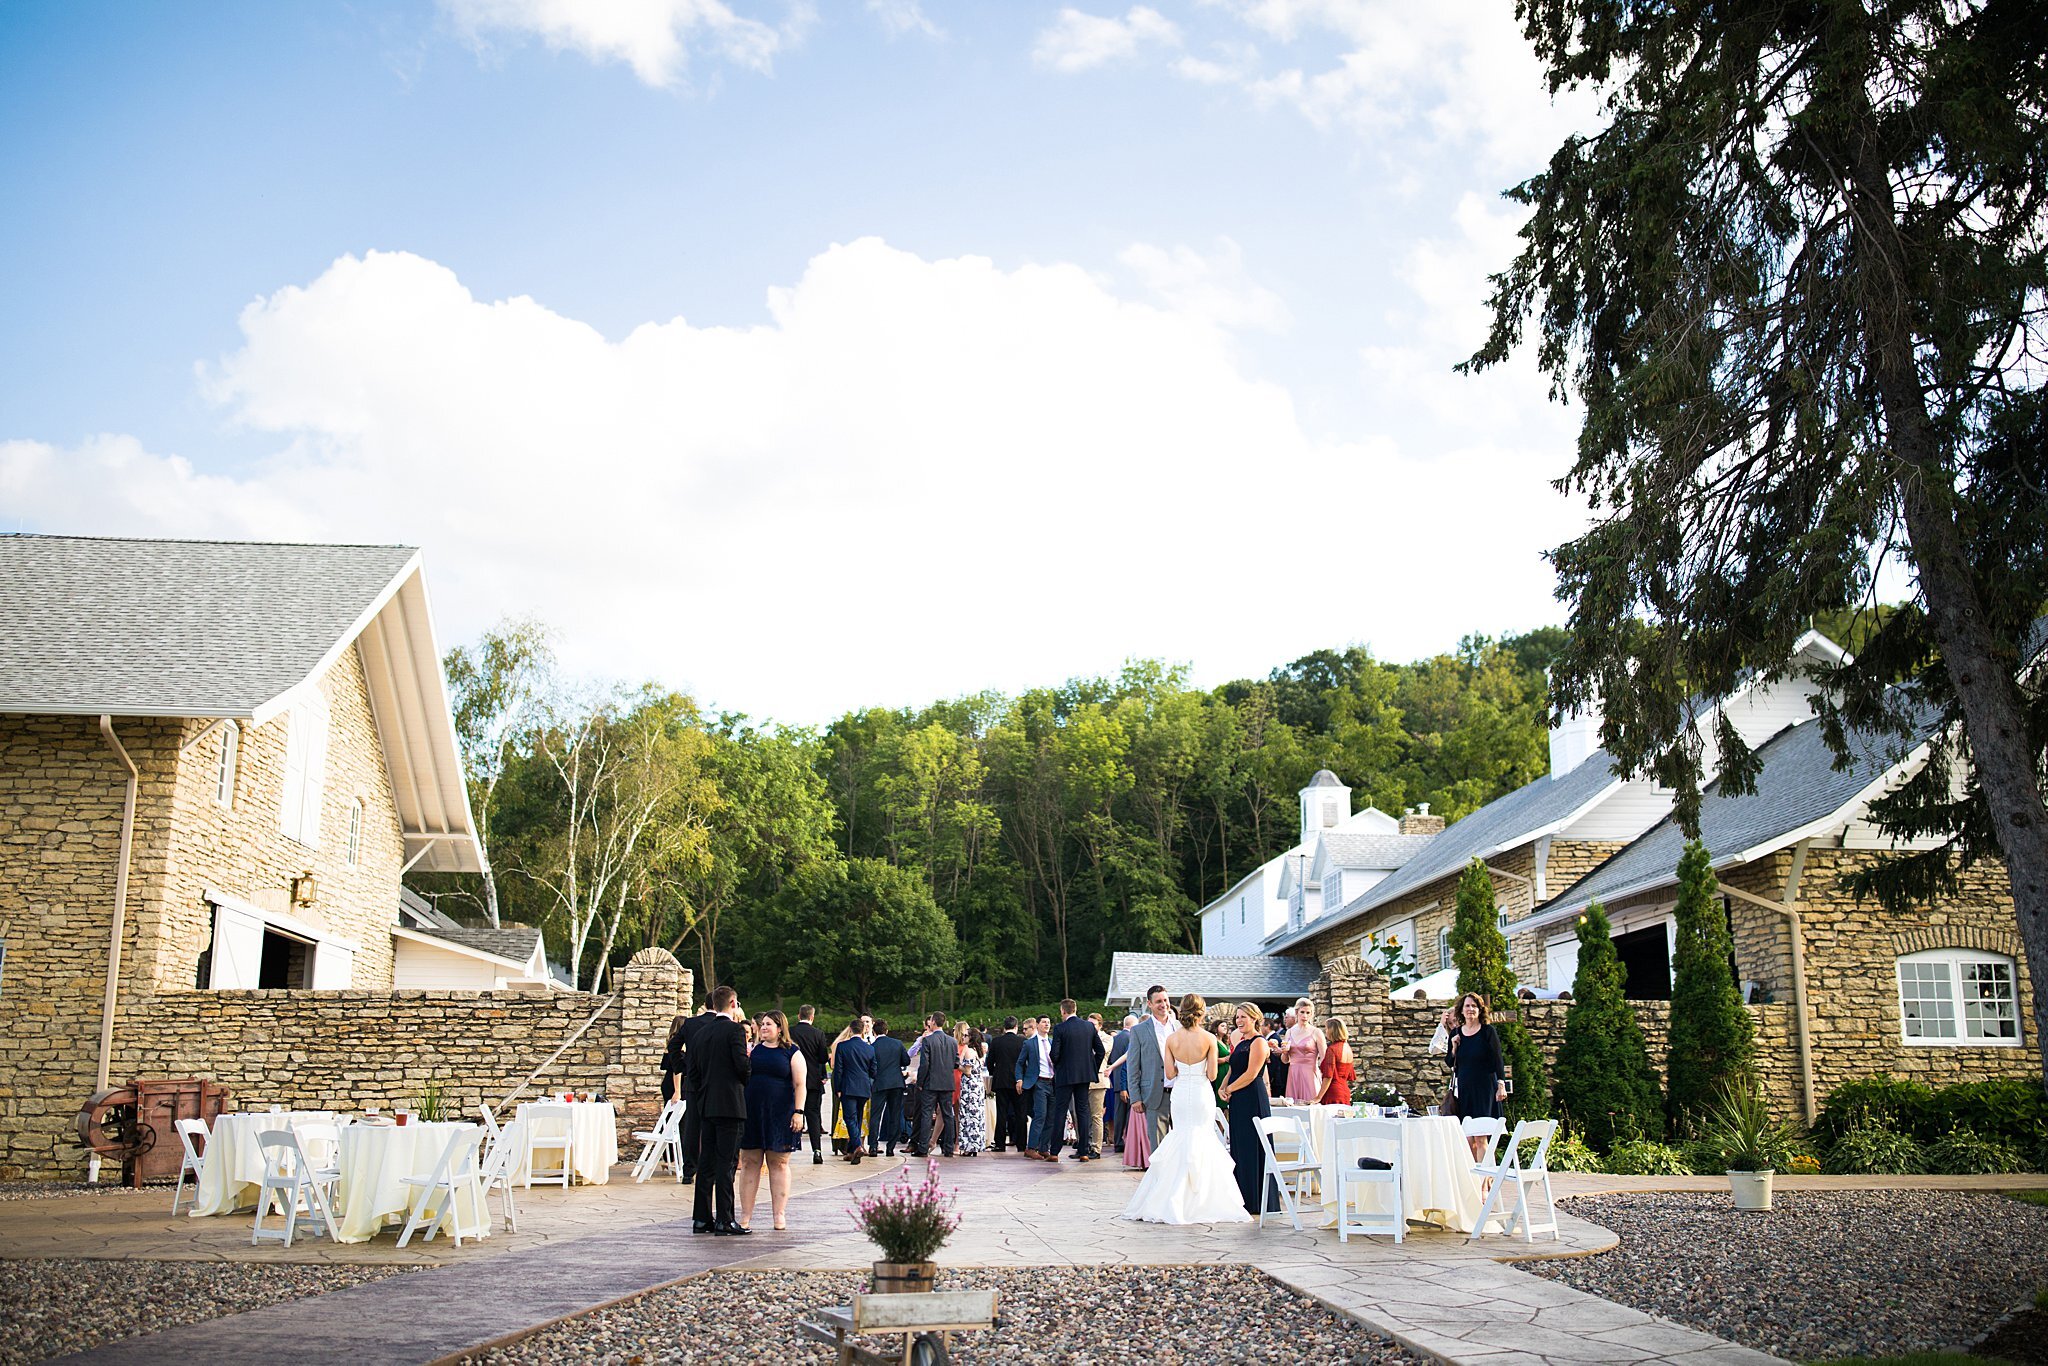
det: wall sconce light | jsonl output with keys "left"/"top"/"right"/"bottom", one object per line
{"left": 290, "top": 872, "right": 319, "bottom": 906}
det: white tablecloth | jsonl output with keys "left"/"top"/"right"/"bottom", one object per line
{"left": 511, "top": 1101, "right": 618, "bottom": 1185}
{"left": 1313, "top": 1111, "right": 1485, "bottom": 1232}
{"left": 187, "top": 1111, "right": 338, "bottom": 1217}
{"left": 332, "top": 1121, "right": 487, "bottom": 1243}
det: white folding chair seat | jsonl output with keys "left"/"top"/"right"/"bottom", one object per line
{"left": 523, "top": 1102, "right": 575, "bottom": 1188}
{"left": 398, "top": 1126, "right": 489, "bottom": 1247}
{"left": 479, "top": 1120, "right": 525, "bottom": 1233}
{"left": 1330, "top": 1117, "right": 1404, "bottom": 1243}
{"left": 631, "top": 1099, "right": 686, "bottom": 1183}
{"left": 1254, "top": 1114, "right": 1320, "bottom": 1232}
{"left": 170, "top": 1118, "right": 209, "bottom": 1217}
{"left": 251, "top": 1130, "right": 340, "bottom": 1247}
{"left": 1467, "top": 1118, "right": 1559, "bottom": 1243}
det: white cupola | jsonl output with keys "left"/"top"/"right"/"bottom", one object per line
{"left": 1299, "top": 769, "right": 1350, "bottom": 846}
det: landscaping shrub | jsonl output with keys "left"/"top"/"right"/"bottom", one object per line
{"left": 1822, "top": 1126, "right": 1927, "bottom": 1175}
{"left": 1923, "top": 1078, "right": 2048, "bottom": 1153}
{"left": 1602, "top": 1139, "right": 1695, "bottom": 1175}
{"left": 1665, "top": 840, "right": 1754, "bottom": 1136}
{"left": 1539, "top": 1131, "right": 1601, "bottom": 1172}
{"left": 1551, "top": 899, "right": 1662, "bottom": 1153}
{"left": 1816, "top": 1074, "right": 1937, "bottom": 1145}
{"left": 1924, "top": 1128, "right": 2028, "bottom": 1175}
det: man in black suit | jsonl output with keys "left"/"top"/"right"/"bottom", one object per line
{"left": 869, "top": 1020, "right": 911, "bottom": 1158}
{"left": 1045, "top": 998, "right": 1107, "bottom": 1161}
{"left": 985, "top": 1016, "right": 1024, "bottom": 1153}
{"left": 675, "top": 1001, "right": 717, "bottom": 1183}
{"left": 686, "top": 984, "right": 752, "bottom": 1235}
{"left": 910, "top": 1012, "right": 961, "bottom": 1158}
{"left": 787, "top": 1004, "right": 832, "bottom": 1167}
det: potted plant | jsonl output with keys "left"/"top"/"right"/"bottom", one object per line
{"left": 414, "top": 1081, "right": 450, "bottom": 1123}
{"left": 850, "top": 1160, "right": 961, "bottom": 1293}
{"left": 1698, "top": 1079, "right": 1794, "bottom": 1210}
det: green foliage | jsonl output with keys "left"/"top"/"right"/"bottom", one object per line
{"left": 1540, "top": 1131, "right": 1601, "bottom": 1172}
{"left": 1923, "top": 1079, "right": 2048, "bottom": 1155}
{"left": 1664, "top": 841, "right": 1753, "bottom": 1135}
{"left": 1551, "top": 900, "right": 1662, "bottom": 1152}
{"left": 1924, "top": 1129, "right": 2028, "bottom": 1177}
{"left": 1361, "top": 932, "right": 1418, "bottom": 989}
{"left": 1450, "top": 860, "right": 1548, "bottom": 1122}
{"left": 1816, "top": 1075, "right": 1938, "bottom": 1146}
{"left": 1693, "top": 1080, "right": 1804, "bottom": 1173}
{"left": 2011, "top": 1191, "right": 2048, "bottom": 1209}
{"left": 1602, "top": 1140, "right": 1694, "bottom": 1176}
{"left": 1823, "top": 1128, "right": 1929, "bottom": 1176}
{"left": 750, "top": 858, "right": 960, "bottom": 1014}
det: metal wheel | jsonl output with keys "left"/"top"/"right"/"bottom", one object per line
{"left": 907, "top": 1332, "right": 950, "bottom": 1366}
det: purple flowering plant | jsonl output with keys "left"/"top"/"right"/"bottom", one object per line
{"left": 849, "top": 1159, "right": 961, "bottom": 1263}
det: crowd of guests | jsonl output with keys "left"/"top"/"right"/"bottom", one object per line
{"left": 657, "top": 984, "right": 1513, "bottom": 1230}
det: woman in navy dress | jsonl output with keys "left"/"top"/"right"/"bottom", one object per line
{"left": 738, "top": 1010, "right": 807, "bottom": 1230}
{"left": 1219, "top": 1002, "right": 1277, "bottom": 1216}
{"left": 1445, "top": 992, "right": 1506, "bottom": 1160}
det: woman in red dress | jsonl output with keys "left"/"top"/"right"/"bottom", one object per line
{"left": 1316, "top": 1017, "right": 1356, "bottom": 1105}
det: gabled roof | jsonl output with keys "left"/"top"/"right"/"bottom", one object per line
{"left": 404, "top": 923, "right": 544, "bottom": 967}
{"left": 0, "top": 534, "right": 483, "bottom": 874}
{"left": 1104, "top": 951, "right": 1320, "bottom": 1004}
{"left": 1311, "top": 831, "right": 1434, "bottom": 877}
{"left": 1266, "top": 749, "right": 1625, "bottom": 951}
{"left": 398, "top": 887, "right": 461, "bottom": 931}
{"left": 1513, "top": 700, "right": 1941, "bottom": 935}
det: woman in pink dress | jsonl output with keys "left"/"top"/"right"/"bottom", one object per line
{"left": 1283, "top": 997, "right": 1326, "bottom": 1103}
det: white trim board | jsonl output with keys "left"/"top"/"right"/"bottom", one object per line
{"left": 201, "top": 885, "right": 361, "bottom": 954}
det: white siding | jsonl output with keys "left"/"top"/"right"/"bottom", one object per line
{"left": 1559, "top": 778, "right": 1673, "bottom": 840}
{"left": 1723, "top": 676, "right": 1825, "bottom": 751}
{"left": 393, "top": 940, "right": 506, "bottom": 991}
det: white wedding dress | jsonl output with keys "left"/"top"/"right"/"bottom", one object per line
{"left": 1119, "top": 1059, "right": 1253, "bottom": 1225}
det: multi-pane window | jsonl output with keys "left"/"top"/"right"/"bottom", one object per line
{"left": 214, "top": 723, "right": 238, "bottom": 808}
{"left": 1897, "top": 949, "right": 2020, "bottom": 1045}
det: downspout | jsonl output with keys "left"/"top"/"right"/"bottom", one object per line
{"left": 1722, "top": 840, "right": 1816, "bottom": 1124}
{"left": 92, "top": 715, "right": 140, "bottom": 1184}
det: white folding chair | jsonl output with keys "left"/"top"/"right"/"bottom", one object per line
{"left": 293, "top": 1120, "right": 342, "bottom": 1173}
{"left": 478, "top": 1103, "right": 502, "bottom": 1147}
{"left": 479, "top": 1120, "right": 525, "bottom": 1234}
{"left": 251, "top": 1130, "right": 340, "bottom": 1247}
{"left": 1254, "top": 1114, "right": 1320, "bottom": 1231}
{"left": 1330, "top": 1117, "right": 1404, "bottom": 1243}
{"left": 631, "top": 1099, "right": 686, "bottom": 1183}
{"left": 1468, "top": 1119, "right": 1559, "bottom": 1243}
{"left": 522, "top": 1102, "right": 575, "bottom": 1188}
{"left": 170, "top": 1118, "right": 209, "bottom": 1217}
{"left": 398, "top": 1126, "right": 489, "bottom": 1247}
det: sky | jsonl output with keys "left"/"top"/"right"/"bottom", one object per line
{"left": 0, "top": 0, "right": 1609, "bottom": 725}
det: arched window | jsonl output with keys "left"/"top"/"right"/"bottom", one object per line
{"left": 1896, "top": 948, "right": 2021, "bottom": 1045}
{"left": 346, "top": 798, "right": 363, "bottom": 867}
{"left": 1438, "top": 925, "right": 1452, "bottom": 973}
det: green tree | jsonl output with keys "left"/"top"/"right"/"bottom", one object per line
{"left": 1468, "top": 0, "right": 2048, "bottom": 1078}
{"left": 1449, "top": 859, "right": 1549, "bottom": 1122}
{"left": 754, "top": 857, "right": 960, "bottom": 1014}
{"left": 1551, "top": 900, "right": 1662, "bottom": 1151}
{"left": 1665, "top": 841, "right": 1755, "bottom": 1134}
{"left": 442, "top": 617, "right": 551, "bottom": 927}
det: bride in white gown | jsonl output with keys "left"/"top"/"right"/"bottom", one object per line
{"left": 1121, "top": 995, "right": 1253, "bottom": 1225}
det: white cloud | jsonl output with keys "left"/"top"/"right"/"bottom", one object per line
{"left": 440, "top": 0, "right": 797, "bottom": 86}
{"left": 1032, "top": 7, "right": 1181, "bottom": 73}
{"left": 867, "top": 0, "right": 940, "bottom": 39}
{"left": 2, "top": 242, "right": 1583, "bottom": 721}
{"left": 1118, "top": 238, "right": 1290, "bottom": 333}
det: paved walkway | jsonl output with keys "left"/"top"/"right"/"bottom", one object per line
{"left": 18, "top": 1158, "right": 2046, "bottom": 1365}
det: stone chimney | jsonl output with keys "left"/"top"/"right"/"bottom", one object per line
{"left": 1398, "top": 802, "right": 1445, "bottom": 836}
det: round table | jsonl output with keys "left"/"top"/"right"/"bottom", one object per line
{"left": 511, "top": 1100, "right": 618, "bottom": 1185}
{"left": 187, "top": 1111, "right": 338, "bottom": 1217}
{"left": 1310, "top": 1110, "right": 1486, "bottom": 1231}
{"left": 332, "top": 1120, "right": 488, "bottom": 1243}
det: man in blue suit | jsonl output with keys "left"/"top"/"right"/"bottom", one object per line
{"left": 1046, "top": 998, "right": 1106, "bottom": 1161}
{"left": 869, "top": 1019, "right": 911, "bottom": 1158}
{"left": 1013, "top": 1016, "right": 1051, "bottom": 1156}
{"left": 833, "top": 1018, "right": 877, "bottom": 1164}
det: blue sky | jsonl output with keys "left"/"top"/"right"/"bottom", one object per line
{"left": 2, "top": 1, "right": 1602, "bottom": 722}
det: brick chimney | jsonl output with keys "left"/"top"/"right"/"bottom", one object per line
{"left": 1398, "top": 802, "right": 1445, "bottom": 836}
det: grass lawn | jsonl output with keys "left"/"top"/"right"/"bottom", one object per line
{"left": 1811, "top": 1356, "right": 2009, "bottom": 1366}
{"left": 2009, "top": 1190, "right": 2048, "bottom": 1208}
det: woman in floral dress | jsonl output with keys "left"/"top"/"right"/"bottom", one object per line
{"left": 955, "top": 1027, "right": 990, "bottom": 1156}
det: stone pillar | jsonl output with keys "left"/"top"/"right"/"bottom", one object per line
{"left": 614, "top": 948, "right": 691, "bottom": 1142}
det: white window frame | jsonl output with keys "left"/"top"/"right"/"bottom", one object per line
{"left": 1896, "top": 948, "right": 2022, "bottom": 1046}
{"left": 214, "top": 722, "right": 238, "bottom": 808}
{"left": 1438, "top": 925, "right": 1452, "bottom": 973}
{"left": 346, "top": 797, "right": 363, "bottom": 867}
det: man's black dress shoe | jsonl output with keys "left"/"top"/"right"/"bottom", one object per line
{"left": 814, "top": 1153, "right": 825, "bottom": 1165}
{"left": 692, "top": 1219, "right": 711, "bottom": 1233}
{"left": 721, "top": 1220, "right": 753, "bottom": 1236}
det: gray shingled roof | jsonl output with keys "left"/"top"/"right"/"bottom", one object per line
{"left": 398, "top": 887, "right": 461, "bottom": 930}
{"left": 1268, "top": 751, "right": 1625, "bottom": 951}
{"left": 1521, "top": 702, "right": 1940, "bottom": 929}
{"left": 1104, "top": 951, "right": 1320, "bottom": 1004}
{"left": 1315, "top": 831, "right": 1434, "bottom": 871}
{"left": 1306, "top": 769, "right": 1344, "bottom": 788}
{"left": 0, "top": 535, "right": 418, "bottom": 716}
{"left": 410, "top": 923, "right": 544, "bottom": 966}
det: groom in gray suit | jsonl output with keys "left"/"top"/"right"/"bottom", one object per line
{"left": 1123, "top": 984, "right": 1177, "bottom": 1152}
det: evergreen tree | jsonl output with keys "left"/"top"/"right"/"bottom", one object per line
{"left": 1551, "top": 900, "right": 1661, "bottom": 1151}
{"left": 1449, "top": 859, "right": 1548, "bottom": 1122}
{"left": 1665, "top": 840, "right": 1754, "bottom": 1134}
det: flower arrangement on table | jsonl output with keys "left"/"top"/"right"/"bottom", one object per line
{"left": 851, "top": 1159, "right": 962, "bottom": 1265}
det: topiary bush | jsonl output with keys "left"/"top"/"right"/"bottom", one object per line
{"left": 1602, "top": 1139, "right": 1695, "bottom": 1175}
{"left": 1925, "top": 1127, "right": 2028, "bottom": 1175}
{"left": 1816, "top": 1074, "right": 1938, "bottom": 1145}
{"left": 1664, "top": 840, "right": 1754, "bottom": 1136}
{"left": 1823, "top": 1126, "right": 1928, "bottom": 1175}
{"left": 1551, "top": 899, "right": 1663, "bottom": 1153}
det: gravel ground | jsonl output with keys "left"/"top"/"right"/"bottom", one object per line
{"left": 0, "top": 1259, "right": 415, "bottom": 1365}
{"left": 465, "top": 1265, "right": 1425, "bottom": 1366}
{"left": 1524, "top": 1191, "right": 2048, "bottom": 1362}
{"left": 0, "top": 1181, "right": 160, "bottom": 1203}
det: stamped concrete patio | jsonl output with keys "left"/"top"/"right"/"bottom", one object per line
{"left": 7, "top": 1158, "right": 2044, "bottom": 1364}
